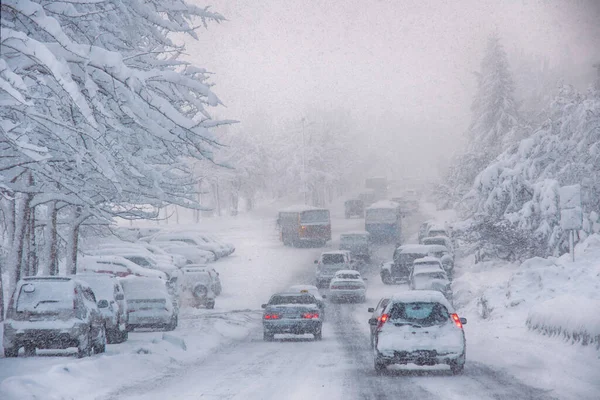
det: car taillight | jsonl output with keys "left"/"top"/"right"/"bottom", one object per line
{"left": 377, "top": 313, "right": 389, "bottom": 330}
{"left": 451, "top": 313, "right": 463, "bottom": 328}
{"left": 264, "top": 314, "right": 280, "bottom": 320}
{"left": 330, "top": 285, "right": 341, "bottom": 289}
{"left": 302, "top": 313, "right": 319, "bottom": 319}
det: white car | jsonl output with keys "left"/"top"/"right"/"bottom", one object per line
{"left": 329, "top": 270, "right": 366, "bottom": 303}
{"left": 119, "top": 276, "right": 178, "bottom": 331}
{"left": 371, "top": 290, "right": 467, "bottom": 374}
{"left": 78, "top": 255, "right": 168, "bottom": 280}
{"left": 86, "top": 244, "right": 181, "bottom": 278}
{"left": 77, "top": 273, "right": 129, "bottom": 343}
{"left": 409, "top": 259, "right": 452, "bottom": 301}
{"left": 315, "top": 250, "right": 355, "bottom": 288}
{"left": 179, "top": 266, "right": 217, "bottom": 309}
{"left": 148, "top": 241, "right": 216, "bottom": 264}
{"left": 183, "top": 264, "right": 222, "bottom": 295}
{"left": 146, "top": 232, "right": 230, "bottom": 259}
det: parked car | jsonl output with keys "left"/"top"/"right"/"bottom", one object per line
{"left": 77, "top": 273, "right": 129, "bottom": 343}
{"left": 119, "top": 276, "right": 178, "bottom": 331}
{"left": 287, "top": 284, "right": 326, "bottom": 319}
{"left": 3, "top": 277, "right": 106, "bottom": 358}
{"left": 409, "top": 258, "right": 452, "bottom": 301}
{"left": 78, "top": 255, "right": 168, "bottom": 280}
{"left": 418, "top": 220, "right": 436, "bottom": 243}
{"left": 344, "top": 199, "right": 365, "bottom": 218}
{"left": 367, "top": 297, "right": 391, "bottom": 348}
{"left": 339, "top": 231, "right": 372, "bottom": 262}
{"left": 422, "top": 236, "right": 454, "bottom": 254}
{"left": 315, "top": 250, "right": 355, "bottom": 288}
{"left": 180, "top": 266, "right": 218, "bottom": 308}
{"left": 380, "top": 244, "right": 451, "bottom": 284}
{"left": 262, "top": 292, "right": 322, "bottom": 341}
{"left": 146, "top": 231, "right": 231, "bottom": 259}
{"left": 146, "top": 240, "right": 216, "bottom": 264}
{"left": 370, "top": 290, "right": 467, "bottom": 374}
{"left": 329, "top": 270, "right": 367, "bottom": 303}
{"left": 185, "top": 264, "right": 222, "bottom": 295}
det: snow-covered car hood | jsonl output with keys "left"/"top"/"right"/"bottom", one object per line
{"left": 377, "top": 322, "right": 464, "bottom": 355}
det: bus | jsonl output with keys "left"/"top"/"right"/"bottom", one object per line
{"left": 365, "top": 200, "right": 402, "bottom": 244}
{"left": 277, "top": 205, "right": 331, "bottom": 247}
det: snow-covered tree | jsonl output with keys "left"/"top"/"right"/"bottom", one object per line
{"left": 0, "top": 0, "right": 227, "bottom": 294}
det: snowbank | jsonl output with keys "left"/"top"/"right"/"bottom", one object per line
{"left": 0, "top": 309, "right": 260, "bottom": 400}
{"left": 526, "top": 296, "right": 600, "bottom": 349}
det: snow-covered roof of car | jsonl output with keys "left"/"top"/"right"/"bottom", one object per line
{"left": 388, "top": 290, "right": 454, "bottom": 312}
{"left": 321, "top": 250, "right": 350, "bottom": 255}
{"left": 413, "top": 256, "right": 443, "bottom": 265}
{"left": 278, "top": 205, "right": 326, "bottom": 213}
{"left": 288, "top": 284, "right": 319, "bottom": 291}
{"left": 412, "top": 265, "right": 446, "bottom": 275}
{"left": 340, "top": 230, "right": 370, "bottom": 236}
{"left": 423, "top": 235, "right": 450, "bottom": 242}
{"left": 366, "top": 200, "right": 400, "bottom": 209}
{"left": 396, "top": 244, "right": 432, "bottom": 254}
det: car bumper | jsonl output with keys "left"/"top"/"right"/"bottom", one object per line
{"left": 263, "top": 320, "right": 322, "bottom": 335}
{"left": 376, "top": 349, "right": 464, "bottom": 366}
{"left": 329, "top": 289, "right": 365, "bottom": 301}
{"left": 3, "top": 322, "right": 86, "bottom": 349}
{"left": 127, "top": 310, "right": 173, "bottom": 327}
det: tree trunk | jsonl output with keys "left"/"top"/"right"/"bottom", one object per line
{"left": 8, "top": 193, "right": 29, "bottom": 288}
{"left": 66, "top": 207, "right": 86, "bottom": 275}
{"left": 45, "top": 201, "right": 59, "bottom": 275}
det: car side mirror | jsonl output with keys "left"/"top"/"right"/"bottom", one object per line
{"left": 368, "top": 318, "right": 378, "bottom": 326}
{"left": 115, "top": 294, "right": 124, "bottom": 301}
{"left": 97, "top": 300, "right": 109, "bottom": 309}
{"left": 368, "top": 307, "right": 375, "bottom": 313}
{"left": 261, "top": 304, "right": 267, "bottom": 309}
{"left": 460, "top": 317, "right": 467, "bottom": 325}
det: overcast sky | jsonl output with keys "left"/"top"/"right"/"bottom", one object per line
{"left": 183, "top": 0, "right": 600, "bottom": 182}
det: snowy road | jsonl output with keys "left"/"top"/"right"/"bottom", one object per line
{"left": 100, "top": 209, "right": 559, "bottom": 400}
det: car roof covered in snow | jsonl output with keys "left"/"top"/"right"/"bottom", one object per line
{"left": 423, "top": 235, "right": 451, "bottom": 242}
{"left": 278, "top": 205, "right": 326, "bottom": 213}
{"left": 396, "top": 244, "right": 432, "bottom": 254}
{"left": 366, "top": 200, "right": 400, "bottom": 210}
{"left": 412, "top": 265, "right": 446, "bottom": 275}
{"left": 321, "top": 250, "right": 350, "bottom": 255}
{"left": 288, "top": 284, "right": 319, "bottom": 291}
{"left": 413, "top": 256, "right": 443, "bottom": 265}
{"left": 387, "top": 290, "right": 454, "bottom": 312}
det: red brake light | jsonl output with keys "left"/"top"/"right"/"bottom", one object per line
{"left": 451, "top": 313, "right": 463, "bottom": 328}
{"left": 302, "top": 313, "right": 319, "bottom": 319}
{"left": 377, "top": 313, "right": 389, "bottom": 329}
{"left": 264, "top": 314, "right": 280, "bottom": 320}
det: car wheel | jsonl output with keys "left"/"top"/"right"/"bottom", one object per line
{"left": 206, "top": 301, "right": 215, "bottom": 309}
{"left": 95, "top": 326, "right": 107, "bottom": 354}
{"left": 450, "top": 362, "right": 464, "bottom": 375}
{"left": 374, "top": 357, "right": 387, "bottom": 373}
{"left": 24, "top": 345, "right": 36, "bottom": 357}
{"left": 314, "top": 329, "right": 322, "bottom": 341}
{"left": 263, "top": 332, "right": 274, "bottom": 342}
{"left": 4, "top": 345, "right": 19, "bottom": 358}
{"left": 165, "top": 315, "right": 178, "bottom": 331}
{"left": 77, "top": 331, "right": 93, "bottom": 358}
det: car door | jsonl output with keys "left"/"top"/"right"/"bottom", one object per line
{"left": 370, "top": 298, "right": 390, "bottom": 344}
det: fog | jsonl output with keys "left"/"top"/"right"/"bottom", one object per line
{"left": 183, "top": 0, "right": 600, "bottom": 184}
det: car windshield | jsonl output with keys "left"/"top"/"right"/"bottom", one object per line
{"left": 16, "top": 281, "right": 74, "bottom": 313}
{"left": 269, "top": 295, "right": 316, "bottom": 305}
{"left": 120, "top": 279, "right": 166, "bottom": 296}
{"left": 396, "top": 253, "right": 425, "bottom": 265}
{"left": 425, "top": 238, "right": 447, "bottom": 246}
{"left": 322, "top": 254, "right": 345, "bottom": 264}
{"left": 300, "top": 210, "right": 329, "bottom": 224}
{"left": 388, "top": 302, "right": 449, "bottom": 327}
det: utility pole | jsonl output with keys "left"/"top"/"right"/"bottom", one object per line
{"left": 301, "top": 117, "right": 307, "bottom": 205}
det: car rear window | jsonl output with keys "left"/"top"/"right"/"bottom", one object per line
{"left": 300, "top": 210, "right": 329, "bottom": 224}
{"left": 388, "top": 302, "right": 449, "bottom": 326}
{"left": 269, "top": 295, "right": 316, "bottom": 305}
{"left": 16, "top": 281, "right": 74, "bottom": 313}
{"left": 322, "top": 254, "right": 345, "bottom": 264}
{"left": 336, "top": 273, "right": 359, "bottom": 279}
